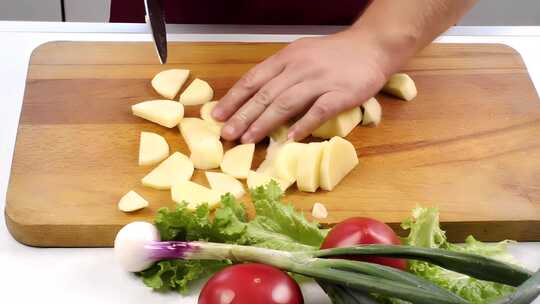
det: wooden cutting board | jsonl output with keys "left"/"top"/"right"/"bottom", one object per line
{"left": 5, "top": 41, "right": 540, "bottom": 247}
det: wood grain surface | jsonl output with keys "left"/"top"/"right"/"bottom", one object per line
{"left": 5, "top": 41, "right": 540, "bottom": 247}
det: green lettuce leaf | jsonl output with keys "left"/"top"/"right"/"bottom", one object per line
{"left": 139, "top": 181, "right": 325, "bottom": 293}
{"left": 402, "top": 207, "right": 515, "bottom": 304}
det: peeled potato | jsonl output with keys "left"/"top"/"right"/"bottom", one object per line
{"left": 256, "top": 139, "right": 283, "bottom": 175}
{"left": 171, "top": 180, "right": 221, "bottom": 211}
{"left": 361, "top": 97, "right": 382, "bottom": 126}
{"left": 118, "top": 190, "right": 149, "bottom": 212}
{"left": 269, "top": 124, "right": 290, "bottom": 143}
{"left": 141, "top": 152, "right": 194, "bottom": 190}
{"left": 311, "top": 202, "right": 328, "bottom": 219}
{"left": 180, "top": 118, "right": 223, "bottom": 169}
{"left": 296, "top": 141, "right": 327, "bottom": 192}
{"left": 132, "top": 100, "right": 184, "bottom": 128}
{"left": 205, "top": 171, "right": 245, "bottom": 199}
{"left": 220, "top": 143, "right": 255, "bottom": 179}
{"left": 151, "top": 69, "right": 190, "bottom": 99}
{"left": 247, "top": 170, "right": 293, "bottom": 192}
{"left": 312, "top": 107, "right": 361, "bottom": 139}
{"left": 272, "top": 141, "right": 306, "bottom": 182}
{"left": 200, "top": 102, "right": 223, "bottom": 125}
{"left": 179, "top": 78, "right": 214, "bottom": 106}
{"left": 320, "top": 136, "right": 359, "bottom": 191}
{"left": 382, "top": 73, "right": 417, "bottom": 101}
{"left": 139, "top": 132, "right": 169, "bottom": 166}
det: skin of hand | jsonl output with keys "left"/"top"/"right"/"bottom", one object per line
{"left": 212, "top": 0, "right": 478, "bottom": 143}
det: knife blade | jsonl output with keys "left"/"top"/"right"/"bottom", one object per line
{"left": 144, "top": 0, "right": 167, "bottom": 64}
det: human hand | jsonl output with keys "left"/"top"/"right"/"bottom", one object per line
{"left": 211, "top": 29, "right": 396, "bottom": 143}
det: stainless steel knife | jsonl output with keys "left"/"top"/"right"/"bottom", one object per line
{"left": 144, "top": 0, "right": 167, "bottom": 64}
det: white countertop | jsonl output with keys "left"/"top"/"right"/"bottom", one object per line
{"left": 0, "top": 22, "right": 538, "bottom": 303}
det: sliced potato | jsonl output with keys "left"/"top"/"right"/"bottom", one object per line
{"left": 180, "top": 118, "right": 223, "bottom": 169}
{"left": 141, "top": 152, "right": 194, "bottom": 190}
{"left": 118, "top": 190, "right": 149, "bottom": 212}
{"left": 200, "top": 101, "right": 223, "bottom": 125}
{"left": 361, "top": 97, "right": 382, "bottom": 126}
{"left": 171, "top": 180, "right": 221, "bottom": 211}
{"left": 382, "top": 73, "right": 417, "bottom": 101}
{"left": 269, "top": 124, "right": 290, "bottom": 143}
{"left": 179, "top": 78, "right": 214, "bottom": 106}
{"left": 151, "top": 69, "right": 190, "bottom": 99}
{"left": 320, "top": 136, "right": 359, "bottom": 191}
{"left": 311, "top": 202, "right": 328, "bottom": 219}
{"left": 247, "top": 170, "right": 293, "bottom": 192}
{"left": 205, "top": 171, "right": 245, "bottom": 199}
{"left": 220, "top": 143, "right": 255, "bottom": 179}
{"left": 132, "top": 100, "right": 184, "bottom": 128}
{"left": 312, "top": 107, "right": 361, "bottom": 139}
{"left": 139, "top": 132, "right": 169, "bottom": 166}
{"left": 256, "top": 139, "right": 283, "bottom": 175}
{"left": 272, "top": 141, "right": 306, "bottom": 182}
{"left": 296, "top": 141, "right": 327, "bottom": 192}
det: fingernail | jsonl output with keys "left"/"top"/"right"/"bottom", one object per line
{"left": 212, "top": 107, "right": 224, "bottom": 120}
{"left": 287, "top": 130, "right": 296, "bottom": 141}
{"left": 223, "top": 125, "right": 235, "bottom": 137}
{"left": 241, "top": 133, "right": 253, "bottom": 144}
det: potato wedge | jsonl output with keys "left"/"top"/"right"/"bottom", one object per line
{"left": 256, "top": 139, "right": 283, "bottom": 175}
{"left": 205, "top": 171, "right": 246, "bottom": 199}
{"left": 132, "top": 100, "right": 184, "bottom": 128}
{"left": 180, "top": 118, "right": 223, "bottom": 169}
{"left": 220, "top": 143, "right": 255, "bottom": 179}
{"left": 272, "top": 141, "right": 306, "bottom": 182}
{"left": 141, "top": 152, "right": 194, "bottom": 190}
{"left": 179, "top": 78, "right": 214, "bottom": 106}
{"left": 151, "top": 69, "right": 190, "bottom": 99}
{"left": 312, "top": 107, "right": 361, "bottom": 139}
{"left": 361, "top": 97, "right": 382, "bottom": 126}
{"left": 139, "top": 132, "right": 169, "bottom": 166}
{"left": 296, "top": 141, "right": 327, "bottom": 192}
{"left": 247, "top": 170, "right": 293, "bottom": 192}
{"left": 171, "top": 180, "right": 221, "bottom": 211}
{"left": 118, "top": 190, "right": 149, "bottom": 212}
{"left": 311, "top": 202, "right": 328, "bottom": 219}
{"left": 382, "top": 73, "right": 417, "bottom": 101}
{"left": 320, "top": 136, "right": 359, "bottom": 191}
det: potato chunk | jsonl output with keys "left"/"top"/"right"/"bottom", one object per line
{"left": 180, "top": 118, "right": 224, "bottom": 169}
{"left": 141, "top": 152, "right": 194, "bottom": 190}
{"left": 296, "top": 141, "right": 327, "bottom": 192}
{"left": 220, "top": 144, "right": 255, "bottom": 179}
{"left": 272, "top": 142, "right": 306, "bottom": 183}
{"left": 312, "top": 107, "right": 361, "bottom": 139}
{"left": 320, "top": 136, "right": 359, "bottom": 191}
{"left": 171, "top": 180, "right": 221, "bottom": 211}
{"left": 247, "top": 170, "right": 293, "bottom": 192}
{"left": 118, "top": 190, "right": 149, "bottom": 212}
{"left": 205, "top": 171, "right": 245, "bottom": 199}
{"left": 139, "top": 132, "right": 169, "bottom": 166}
{"left": 132, "top": 100, "right": 184, "bottom": 128}
{"left": 179, "top": 78, "right": 214, "bottom": 106}
{"left": 361, "top": 97, "right": 382, "bottom": 126}
{"left": 151, "top": 69, "right": 190, "bottom": 99}
{"left": 382, "top": 73, "right": 417, "bottom": 101}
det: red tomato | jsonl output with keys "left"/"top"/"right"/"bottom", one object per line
{"left": 320, "top": 217, "right": 407, "bottom": 270}
{"left": 198, "top": 263, "right": 304, "bottom": 304}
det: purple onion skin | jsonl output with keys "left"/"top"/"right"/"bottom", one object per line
{"left": 145, "top": 241, "right": 199, "bottom": 260}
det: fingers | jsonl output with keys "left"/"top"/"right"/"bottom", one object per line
{"left": 240, "top": 82, "right": 324, "bottom": 143}
{"left": 289, "top": 91, "right": 355, "bottom": 141}
{"left": 212, "top": 54, "right": 284, "bottom": 122}
{"left": 220, "top": 67, "right": 305, "bottom": 141}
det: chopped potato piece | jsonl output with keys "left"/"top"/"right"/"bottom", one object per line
{"left": 256, "top": 139, "right": 283, "bottom": 175}
{"left": 382, "top": 73, "right": 417, "bottom": 101}
{"left": 220, "top": 144, "right": 255, "bottom": 179}
{"left": 141, "top": 152, "right": 194, "bottom": 190}
{"left": 205, "top": 171, "right": 246, "bottom": 199}
{"left": 180, "top": 118, "right": 223, "bottom": 169}
{"left": 361, "top": 97, "right": 382, "bottom": 126}
{"left": 272, "top": 141, "right": 306, "bottom": 182}
{"left": 118, "top": 190, "right": 149, "bottom": 212}
{"left": 132, "top": 100, "right": 184, "bottom": 128}
{"left": 312, "top": 202, "right": 328, "bottom": 219}
{"left": 247, "top": 170, "right": 293, "bottom": 192}
{"left": 179, "top": 78, "right": 214, "bottom": 106}
{"left": 320, "top": 136, "right": 359, "bottom": 191}
{"left": 296, "top": 141, "right": 327, "bottom": 192}
{"left": 269, "top": 124, "right": 290, "bottom": 143}
{"left": 139, "top": 132, "right": 169, "bottom": 166}
{"left": 171, "top": 180, "right": 221, "bottom": 211}
{"left": 151, "top": 69, "right": 190, "bottom": 99}
{"left": 312, "top": 107, "right": 361, "bottom": 139}
{"left": 200, "top": 101, "right": 224, "bottom": 126}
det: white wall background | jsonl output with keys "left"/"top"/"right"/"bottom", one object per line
{"left": 0, "top": 0, "right": 539, "bottom": 25}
